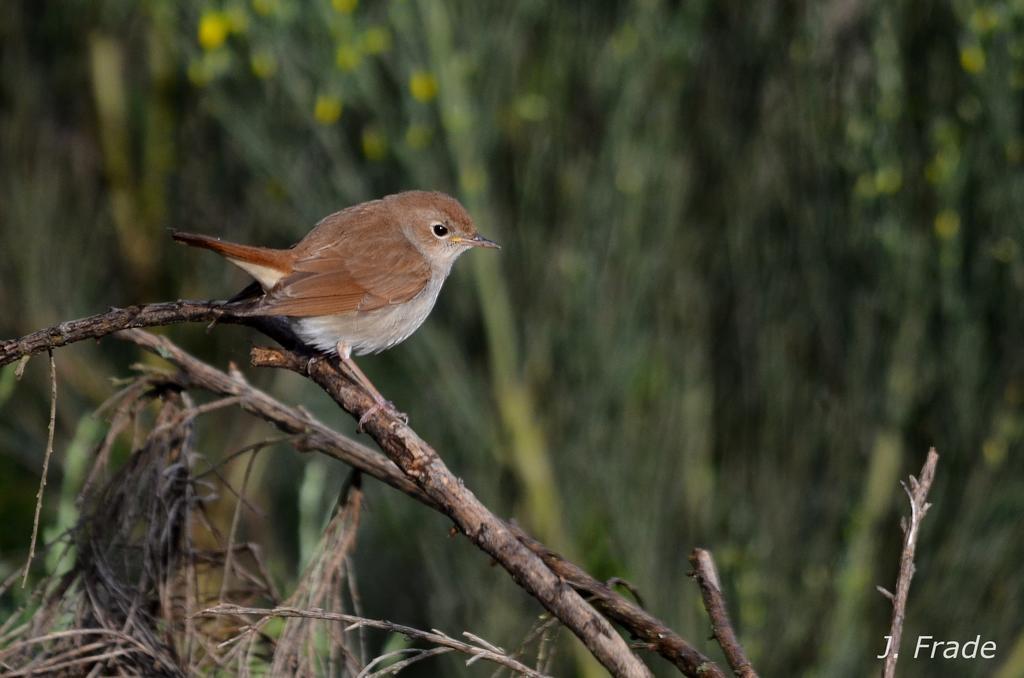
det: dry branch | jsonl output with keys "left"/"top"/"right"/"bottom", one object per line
{"left": 251, "top": 345, "right": 652, "bottom": 678}
{"left": 513, "top": 527, "right": 724, "bottom": 677}
{"left": 689, "top": 549, "right": 757, "bottom": 678}
{"left": 0, "top": 301, "right": 228, "bottom": 367}
{"left": 114, "top": 329, "right": 720, "bottom": 676}
{"left": 880, "top": 448, "right": 939, "bottom": 678}
{"left": 1, "top": 304, "right": 729, "bottom": 677}
{"left": 196, "top": 604, "right": 550, "bottom": 678}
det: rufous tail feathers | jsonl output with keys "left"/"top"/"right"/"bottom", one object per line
{"left": 171, "top": 231, "right": 291, "bottom": 290}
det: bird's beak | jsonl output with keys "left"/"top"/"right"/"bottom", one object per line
{"left": 461, "top": 234, "right": 501, "bottom": 249}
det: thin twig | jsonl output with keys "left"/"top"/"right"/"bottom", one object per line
{"left": 606, "top": 577, "right": 646, "bottom": 609}
{"left": 219, "top": 450, "right": 259, "bottom": 602}
{"left": 196, "top": 604, "right": 550, "bottom": 678}
{"left": 358, "top": 647, "right": 451, "bottom": 677}
{"left": 22, "top": 350, "right": 57, "bottom": 587}
{"left": 689, "top": 549, "right": 758, "bottom": 678}
{"left": 0, "top": 628, "right": 167, "bottom": 665}
{"left": 4, "top": 648, "right": 135, "bottom": 676}
{"left": 881, "top": 448, "right": 939, "bottom": 678}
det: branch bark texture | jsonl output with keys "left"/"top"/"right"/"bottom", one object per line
{"left": 881, "top": 448, "right": 939, "bottom": 678}
{"left": 689, "top": 548, "right": 757, "bottom": 678}
{"left": 251, "top": 345, "right": 652, "bottom": 678}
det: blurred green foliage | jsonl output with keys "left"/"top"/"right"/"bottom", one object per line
{"left": 3, "top": 0, "right": 1024, "bottom": 675}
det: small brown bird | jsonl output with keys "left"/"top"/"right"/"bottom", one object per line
{"left": 173, "top": 190, "right": 498, "bottom": 425}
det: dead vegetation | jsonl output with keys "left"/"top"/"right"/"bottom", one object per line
{"left": 2, "top": 310, "right": 935, "bottom": 676}
{"left": 0, "top": 336, "right": 577, "bottom": 676}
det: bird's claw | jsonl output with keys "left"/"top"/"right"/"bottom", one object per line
{"left": 356, "top": 400, "right": 408, "bottom": 433}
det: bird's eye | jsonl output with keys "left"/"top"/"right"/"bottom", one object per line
{"left": 431, "top": 223, "right": 450, "bottom": 238}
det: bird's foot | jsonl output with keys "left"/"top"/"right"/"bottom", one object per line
{"left": 356, "top": 398, "right": 408, "bottom": 433}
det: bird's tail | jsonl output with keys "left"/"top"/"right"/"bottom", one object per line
{"left": 171, "top": 231, "right": 291, "bottom": 291}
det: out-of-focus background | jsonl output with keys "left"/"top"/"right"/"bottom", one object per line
{"left": 2, "top": 1, "right": 1024, "bottom": 676}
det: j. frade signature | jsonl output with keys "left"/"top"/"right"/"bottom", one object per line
{"left": 877, "top": 635, "right": 996, "bottom": 660}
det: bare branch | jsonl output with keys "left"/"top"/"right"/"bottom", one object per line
{"left": 114, "top": 329, "right": 422, "bottom": 500}
{"left": 2, "top": 307, "right": 723, "bottom": 676}
{"left": 689, "top": 549, "right": 758, "bottom": 678}
{"left": 881, "top": 448, "right": 939, "bottom": 678}
{"left": 117, "top": 328, "right": 720, "bottom": 677}
{"left": 196, "top": 604, "right": 550, "bottom": 678}
{"left": 512, "top": 526, "right": 723, "bottom": 677}
{"left": 252, "top": 345, "right": 653, "bottom": 678}
{"left": 1, "top": 301, "right": 216, "bottom": 366}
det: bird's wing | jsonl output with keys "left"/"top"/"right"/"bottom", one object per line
{"left": 256, "top": 210, "right": 431, "bottom": 317}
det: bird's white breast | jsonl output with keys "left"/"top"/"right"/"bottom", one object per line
{"left": 291, "top": 272, "right": 448, "bottom": 356}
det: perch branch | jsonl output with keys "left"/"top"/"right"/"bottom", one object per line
{"left": 0, "top": 299, "right": 298, "bottom": 368}
{"left": 689, "top": 549, "right": 757, "bottom": 678}
{"left": 116, "top": 329, "right": 720, "bottom": 676}
{"left": 881, "top": 448, "right": 939, "bottom": 678}
{"left": 251, "top": 345, "right": 652, "bottom": 678}
{"left": 196, "top": 604, "right": 550, "bottom": 678}
{"left": 2, "top": 305, "right": 725, "bottom": 677}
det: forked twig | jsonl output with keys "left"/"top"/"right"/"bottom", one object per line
{"left": 880, "top": 448, "right": 939, "bottom": 678}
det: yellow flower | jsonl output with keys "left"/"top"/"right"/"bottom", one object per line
{"left": 361, "top": 127, "right": 387, "bottom": 161}
{"left": 405, "top": 123, "right": 432, "bottom": 149}
{"left": 225, "top": 5, "right": 250, "bottom": 34}
{"left": 251, "top": 50, "right": 277, "bottom": 79}
{"left": 934, "top": 209, "right": 960, "bottom": 239}
{"left": 187, "top": 59, "right": 212, "bottom": 87}
{"left": 332, "top": 0, "right": 357, "bottom": 14}
{"left": 925, "top": 150, "right": 958, "bottom": 185}
{"left": 198, "top": 11, "right": 230, "bottom": 50}
{"left": 853, "top": 173, "right": 876, "bottom": 199}
{"left": 251, "top": 0, "right": 277, "bottom": 16}
{"left": 362, "top": 26, "right": 391, "bottom": 55}
{"left": 409, "top": 71, "right": 438, "bottom": 102}
{"left": 874, "top": 166, "right": 902, "bottom": 194}
{"left": 515, "top": 93, "right": 549, "bottom": 121}
{"left": 336, "top": 44, "right": 361, "bottom": 71}
{"left": 314, "top": 95, "right": 343, "bottom": 125}
{"left": 611, "top": 25, "right": 638, "bottom": 59}
{"left": 969, "top": 7, "right": 1000, "bottom": 34}
{"left": 992, "top": 236, "right": 1018, "bottom": 262}
{"left": 189, "top": 51, "right": 232, "bottom": 86}
{"left": 983, "top": 438, "right": 1007, "bottom": 467}
{"left": 960, "top": 45, "right": 986, "bottom": 74}
{"left": 1007, "top": 138, "right": 1023, "bottom": 164}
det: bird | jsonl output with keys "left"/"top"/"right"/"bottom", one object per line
{"left": 172, "top": 190, "right": 499, "bottom": 427}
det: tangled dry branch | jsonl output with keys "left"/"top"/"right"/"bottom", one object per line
{"left": 1, "top": 301, "right": 747, "bottom": 677}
